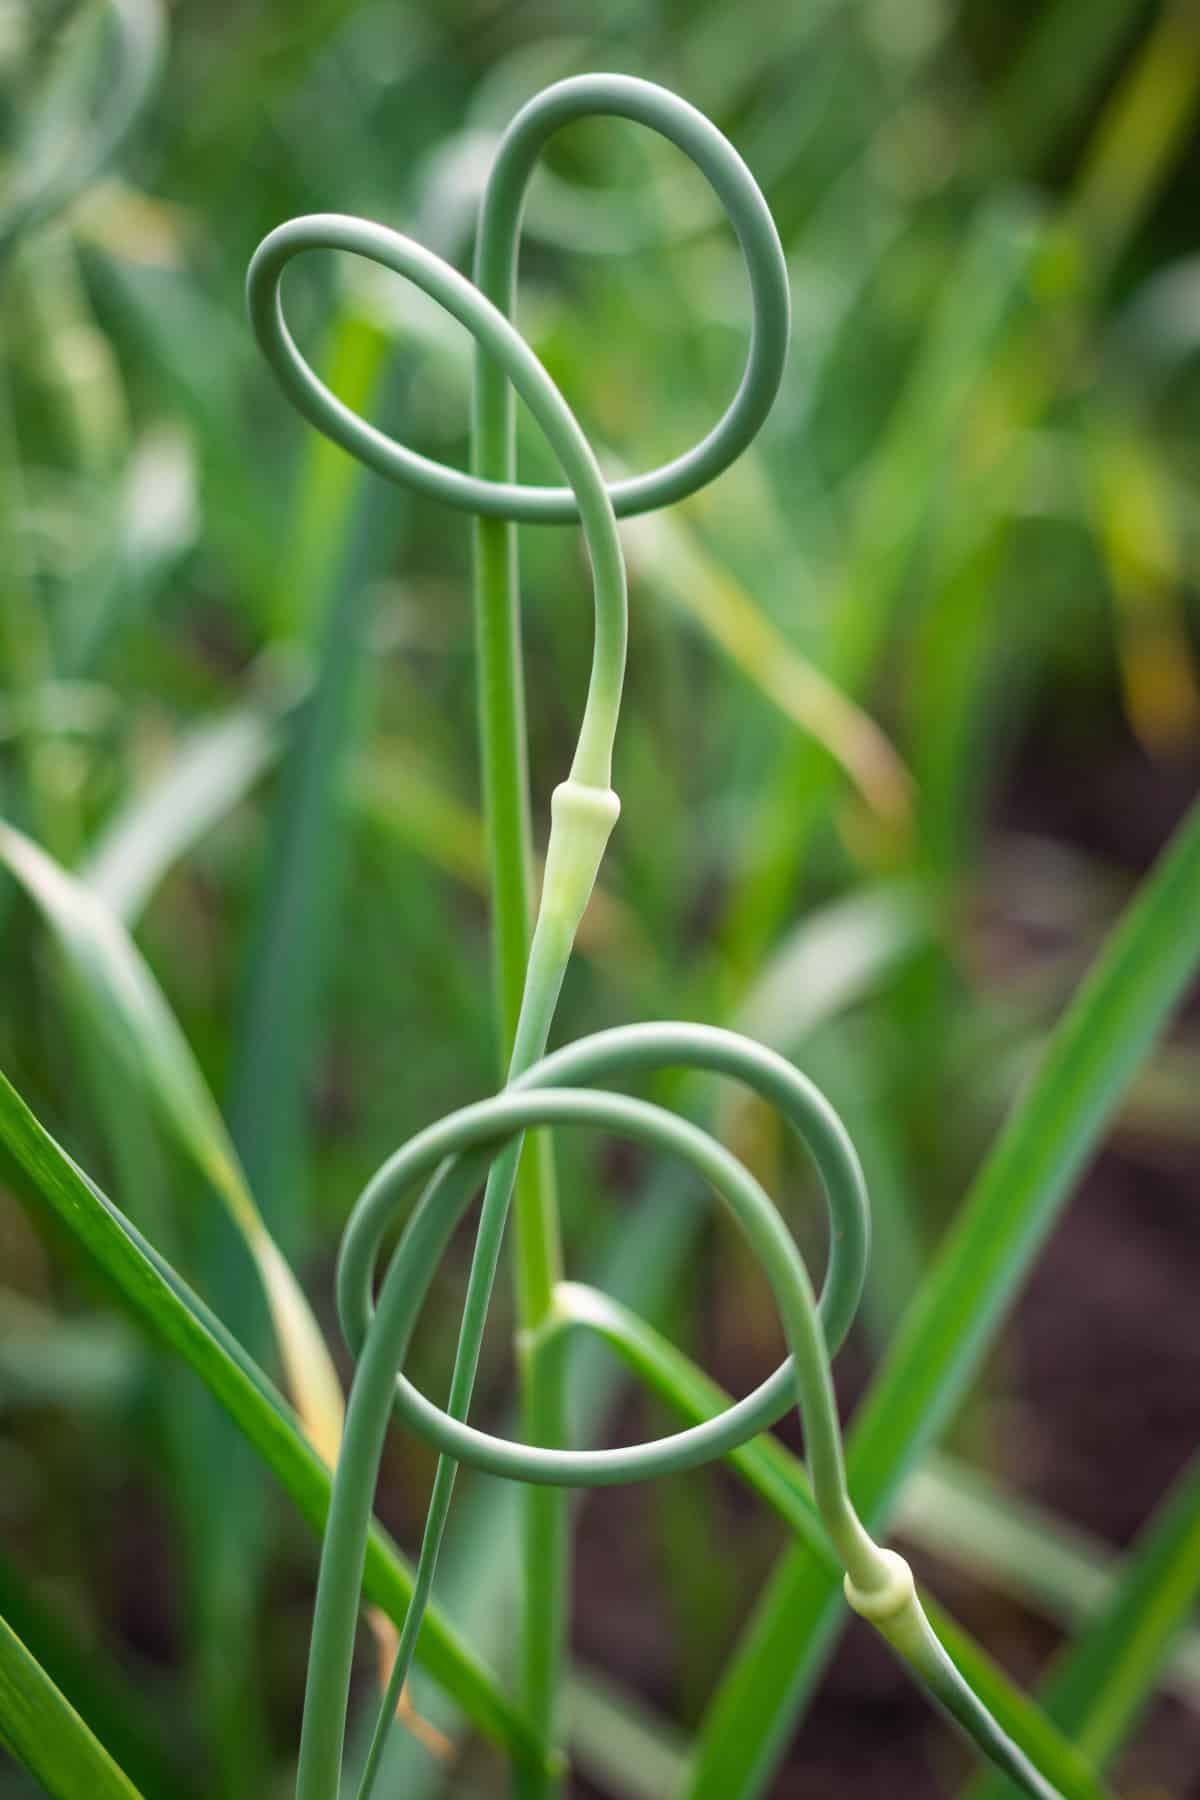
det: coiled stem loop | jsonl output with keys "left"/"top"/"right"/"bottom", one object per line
{"left": 339, "top": 1022, "right": 870, "bottom": 1491}
{"left": 248, "top": 72, "right": 1062, "bottom": 1800}
{"left": 250, "top": 75, "right": 789, "bottom": 524}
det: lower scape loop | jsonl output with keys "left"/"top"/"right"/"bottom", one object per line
{"left": 335, "top": 1021, "right": 870, "bottom": 1487}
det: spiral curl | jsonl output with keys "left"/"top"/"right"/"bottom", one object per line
{"left": 249, "top": 73, "right": 1061, "bottom": 1800}
{"left": 338, "top": 1022, "right": 869, "bottom": 1488}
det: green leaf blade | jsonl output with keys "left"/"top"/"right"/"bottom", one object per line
{"left": 0, "top": 1061, "right": 548, "bottom": 1778}
{"left": 969, "top": 1452, "right": 1200, "bottom": 1796}
{"left": 0, "top": 1611, "right": 143, "bottom": 1800}
{"left": 683, "top": 796, "right": 1200, "bottom": 1800}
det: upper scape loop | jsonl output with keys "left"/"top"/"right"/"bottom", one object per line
{"left": 246, "top": 73, "right": 790, "bottom": 524}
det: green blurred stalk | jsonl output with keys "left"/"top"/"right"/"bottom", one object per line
{"left": 226, "top": 306, "right": 391, "bottom": 1243}
{"left": 1068, "top": 0, "right": 1200, "bottom": 273}
{"left": 0, "top": 353, "right": 68, "bottom": 856}
{"left": 971, "top": 0, "right": 1150, "bottom": 178}
{"left": 188, "top": 306, "right": 391, "bottom": 1796}
{"left": 717, "top": 200, "right": 1039, "bottom": 978}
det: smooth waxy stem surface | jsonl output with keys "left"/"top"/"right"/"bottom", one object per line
{"left": 247, "top": 72, "right": 1065, "bottom": 1800}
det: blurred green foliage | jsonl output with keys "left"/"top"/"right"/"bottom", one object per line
{"left": 1, "top": 1, "right": 1199, "bottom": 1796}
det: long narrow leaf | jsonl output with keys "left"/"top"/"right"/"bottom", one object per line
{"left": 0, "top": 1548, "right": 191, "bottom": 1800}
{"left": 718, "top": 200, "right": 1039, "bottom": 973}
{"left": 683, "top": 795, "right": 1200, "bottom": 1799}
{"left": 0, "top": 820, "right": 344, "bottom": 1463}
{"left": 0, "top": 1061, "right": 548, "bottom": 1775}
{"left": 969, "top": 1453, "right": 1200, "bottom": 1796}
{"left": 897, "top": 1456, "right": 1200, "bottom": 1706}
{"left": 557, "top": 1284, "right": 1112, "bottom": 1800}
{"left": 0, "top": 1610, "right": 143, "bottom": 1800}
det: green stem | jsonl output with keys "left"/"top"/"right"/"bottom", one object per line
{"left": 251, "top": 202, "right": 626, "bottom": 1800}
{"left": 354, "top": 779, "right": 620, "bottom": 1799}
{"left": 319, "top": 1019, "right": 1064, "bottom": 1800}
{"left": 353, "top": 901, "right": 582, "bottom": 1800}
{"left": 0, "top": 356, "right": 62, "bottom": 851}
{"left": 354, "top": 920, "right": 570, "bottom": 1800}
{"left": 549, "top": 1281, "right": 1109, "bottom": 1800}
{"left": 248, "top": 74, "right": 791, "bottom": 1799}
{"left": 467, "top": 75, "right": 787, "bottom": 1775}
{"left": 472, "top": 514, "right": 538, "bottom": 1058}
{"left": 472, "top": 397, "right": 570, "bottom": 1784}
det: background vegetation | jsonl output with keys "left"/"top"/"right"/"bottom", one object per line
{"left": 2, "top": 0, "right": 1199, "bottom": 1795}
